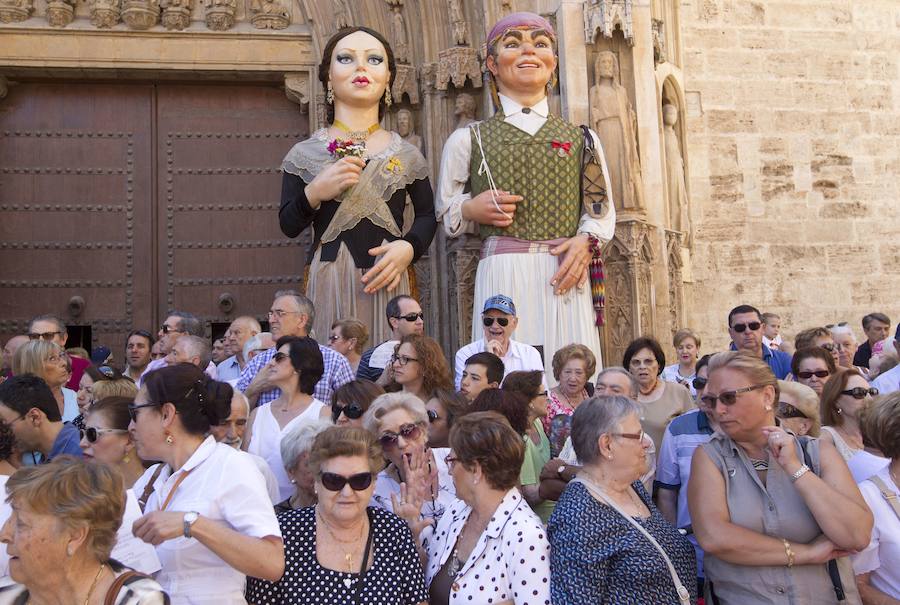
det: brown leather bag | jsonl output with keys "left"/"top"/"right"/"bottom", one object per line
{"left": 103, "top": 570, "right": 149, "bottom": 605}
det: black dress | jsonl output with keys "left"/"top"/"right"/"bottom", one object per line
{"left": 246, "top": 506, "right": 427, "bottom": 605}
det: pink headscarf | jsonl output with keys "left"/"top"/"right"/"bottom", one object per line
{"left": 486, "top": 11, "right": 556, "bottom": 53}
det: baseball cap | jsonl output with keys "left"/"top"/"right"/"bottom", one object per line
{"left": 482, "top": 295, "right": 516, "bottom": 316}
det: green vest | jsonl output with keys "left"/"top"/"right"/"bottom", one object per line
{"left": 470, "top": 112, "right": 583, "bottom": 241}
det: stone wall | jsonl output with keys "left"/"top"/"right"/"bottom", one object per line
{"left": 680, "top": 0, "right": 900, "bottom": 351}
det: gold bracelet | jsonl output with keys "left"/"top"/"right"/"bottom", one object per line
{"left": 782, "top": 538, "right": 795, "bottom": 568}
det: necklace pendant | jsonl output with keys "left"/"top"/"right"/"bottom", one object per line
{"left": 343, "top": 577, "right": 355, "bottom": 589}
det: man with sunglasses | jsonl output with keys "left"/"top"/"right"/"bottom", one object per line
{"left": 137, "top": 311, "right": 216, "bottom": 387}
{"left": 0, "top": 374, "right": 82, "bottom": 462}
{"left": 871, "top": 324, "right": 900, "bottom": 395}
{"left": 356, "top": 294, "right": 424, "bottom": 382}
{"left": 727, "top": 304, "right": 792, "bottom": 379}
{"left": 453, "top": 294, "right": 545, "bottom": 389}
{"left": 27, "top": 314, "right": 90, "bottom": 391}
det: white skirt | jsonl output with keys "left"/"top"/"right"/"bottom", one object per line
{"left": 471, "top": 251, "right": 603, "bottom": 378}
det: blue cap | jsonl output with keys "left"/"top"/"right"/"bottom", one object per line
{"left": 482, "top": 294, "right": 516, "bottom": 316}
{"left": 91, "top": 346, "right": 111, "bottom": 365}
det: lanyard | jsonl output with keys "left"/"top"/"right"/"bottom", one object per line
{"left": 158, "top": 468, "right": 194, "bottom": 512}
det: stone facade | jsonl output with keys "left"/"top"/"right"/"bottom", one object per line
{"left": 680, "top": 0, "right": 900, "bottom": 352}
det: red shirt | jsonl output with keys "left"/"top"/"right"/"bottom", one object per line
{"left": 66, "top": 355, "right": 90, "bottom": 390}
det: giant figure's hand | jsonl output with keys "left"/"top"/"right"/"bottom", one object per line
{"left": 549, "top": 234, "right": 592, "bottom": 295}
{"left": 461, "top": 189, "right": 523, "bottom": 227}
{"left": 304, "top": 156, "right": 366, "bottom": 208}
{"left": 362, "top": 240, "right": 415, "bottom": 294}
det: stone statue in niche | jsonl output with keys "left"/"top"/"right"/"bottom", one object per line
{"left": 396, "top": 108, "right": 422, "bottom": 152}
{"left": 449, "top": 0, "right": 469, "bottom": 45}
{"left": 390, "top": 5, "right": 410, "bottom": 63}
{"left": 334, "top": 0, "right": 351, "bottom": 29}
{"left": 250, "top": 0, "right": 290, "bottom": 30}
{"left": 662, "top": 103, "right": 691, "bottom": 246}
{"left": 589, "top": 51, "right": 644, "bottom": 212}
{"left": 454, "top": 93, "right": 476, "bottom": 128}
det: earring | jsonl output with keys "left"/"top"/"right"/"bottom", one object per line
{"left": 608, "top": 454, "right": 613, "bottom": 460}
{"left": 123, "top": 454, "right": 131, "bottom": 464}
{"left": 384, "top": 86, "right": 392, "bottom": 107}
{"left": 326, "top": 81, "right": 334, "bottom": 104}
{"left": 764, "top": 405, "right": 772, "bottom": 411}
{"left": 836, "top": 408, "right": 843, "bottom": 415}
{"left": 290, "top": 479, "right": 297, "bottom": 485}
{"left": 165, "top": 434, "right": 174, "bottom": 445}
{"left": 472, "top": 477, "right": 479, "bottom": 486}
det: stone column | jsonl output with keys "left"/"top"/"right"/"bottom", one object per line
{"left": 555, "top": 0, "right": 591, "bottom": 125}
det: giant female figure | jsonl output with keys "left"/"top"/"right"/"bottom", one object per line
{"left": 279, "top": 27, "right": 436, "bottom": 342}
{"left": 437, "top": 13, "right": 615, "bottom": 374}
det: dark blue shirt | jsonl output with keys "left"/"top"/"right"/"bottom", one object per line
{"left": 729, "top": 343, "right": 792, "bottom": 379}
{"left": 47, "top": 423, "right": 83, "bottom": 461}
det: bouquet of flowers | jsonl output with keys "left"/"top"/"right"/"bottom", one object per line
{"left": 328, "top": 138, "right": 366, "bottom": 159}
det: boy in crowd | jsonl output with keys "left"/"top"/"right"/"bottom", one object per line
{"left": 761, "top": 312, "right": 784, "bottom": 351}
{"left": 459, "top": 352, "right": 504, "bottom": 402}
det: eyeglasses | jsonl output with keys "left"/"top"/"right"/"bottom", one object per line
{"left": 797, "top": 370, "right": 830, "bottom": 380}
{"left": 378, "top": 423, "right": 422, "bottom": 450}
{"left": 776, "top": 403, "right": 808, "bottom": 419}
{"left": 819, "top": 343, "right": 836, "bottom": 352}
{"left": 731, "top": 322, "right": 761, "bottom": 333}
{"left": 692, "top": 376, "right": 708, "bottom": 390}
{"left": 390, "top": 354, "right": 419, "bottom": 366}
{"left": 482, "top": 317, "right": 510, "bottom": 328}
{"left": 328, "top": 334, "right": 342, "bottom": 342}
{"left": 319, "top": 471, "right": 374, "bottom": 492}
{"left": 392, "top": 312, "right": 424, "bottom": 323}
{"left": 612, "top": 430, "right": 645, "bottom": 441}
{"left": 427, "top": 408, "right": 440, "bottom": 423}
{"left": 700, "top": 384, "right": 768, "bottom": 408}
{"left": 160, "top": 324, "right": 183, "bottom": 335}
{"left": 444, "top": 454, "right": 460, "bottom": 470}
{"left": 45, "top": 354, "right": 65, "bottom": 364}
{"left": 272, "top": 352, "right": 290, "bottom": 363}
{"left": 127, "top": 402, "right": 162, "bottom": 422}
{"left": 825, "top": 322, "right": 848, "bottom": 329}
{"left": 332, "top": 402, "right": 364, "bottom": 423}
{"left": 27, "top": 331, "right": 62, "bottom": 341}
{"left": 841, "top": 387, "right": 879, "bottom": 400}
{"left": 267, "top": 309, "right": 301, "bottom": 319}
{"left": 80, "top": 427, "right": 128, "bottom": 443}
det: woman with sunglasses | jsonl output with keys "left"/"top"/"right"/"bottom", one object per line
{"left": 791, "top": 346, "right": 836, "bottom": 396}
{"left": 331, "top": 379, "right": 384, "bottom": 427}
{"left": 364, "top": 392, "right": 456, "bottom": 525}
{"left": 246, "top": 425, "right": 428, "bottom": 605}
{"left": 80, "top": 396, "right": 145, "bottom": 489}
{"left": 775, "top": 380, "right": 820, "bottom": 438}
{"left": 328, "top": 319, "right": 369, "bottom": 375}
{"left": 423, "top": 388, "right": 468, "bottom": 449}
{"left": 129, "top": 363, "right": 284, "bottom": 603}
{"left": 689, "top": 351, "right": 871, "bottom": 605}
{"left": 12, "top": 340, "right": 78, "bottom": 423}
{"left": 244, "top": 336, "right": 328, "bottom": 501}
{"left": 384, "top": 334, "right": 453, "bottom": 403}
{"left": 819, "top": 367, "right": 889, "bottom": 481}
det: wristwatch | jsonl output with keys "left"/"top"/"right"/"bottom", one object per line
{"left": 183, "top": 511, "right": 200, "bottom": 538}
{"left": 557, "top": 465, "right": 570, "bottom": 482}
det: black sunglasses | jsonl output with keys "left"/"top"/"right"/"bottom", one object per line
{"left": 482, "top": 317, "right": 510, "bottom": 327}
{"left": 272, "top": 352, "right": 290, "bottom": 363}
{"left": 777, "top": 402, "right": 808, "bottom": 419}
{"left": 160, "top": 324, "right": 182, "bottom": 335}
{"left": 731, "top": 321, "right": 761, "bottom": 333}
{"left": 127, "top": 402, "right": 162, "bottom": 422}
{"left": 332, "top": 402, "right": 364, "bottom": 422}
{"left": 797, "top": 370, "right": 830, "bottom": 379}
{"left": 841, "top": 387, "right": 878, "bottom": 400}
{"left": 393, "top": 312, "right": 424, "bottom": 322}
{"left": 692, "top": 376, "right": 707, "bottom": 390}
{"left": 319, "top": 471, "right": 373, "bottom": 492}
{"left": 378, "top": 423, "right": 422, "bottom": 450}
{"left": 27, "top": 331, "right": 62, "bottom": 341}
{"left": 80, "top": 427, "right": 128, "bottom": 443}
{"left": 820, "top": 343, "right": 836, "bottom": 352}
{"left": 427, "top": 408, "right": 439, "bottom": 423}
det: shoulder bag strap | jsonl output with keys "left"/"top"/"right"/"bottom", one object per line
{"left": 868, "top": 475, "right": 900, "bottom": 519}
{"left": 137, "top": 464, "right": 166, "bottom": 513}
{"left": 573, "top": 477, "right": 691, "bottom": 605}
{"left": 353, "top": 508, "right": 376, "bottom": 605}
{"left": 103, "top": 570, "right": 149, "bottom": 605}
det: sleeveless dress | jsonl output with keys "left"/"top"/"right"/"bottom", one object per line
{"left": 248, "top": 400, "right": 325, "bottom": 501}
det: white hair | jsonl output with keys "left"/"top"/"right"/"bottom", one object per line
{"left": 280, "top": 418, "right": 331, "bottom": 472}
{"left": 243, "top": 332, "right": 273, "bottom": 361}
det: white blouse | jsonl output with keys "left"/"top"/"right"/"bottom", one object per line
{"left": 424, "top": 488, "right": 551, "bottom": 605}
{"left": 852, "top": 466, "right": 900, "bottom": 599}
{"left": 133, "top": 436, "right": 281, "bottom": 605}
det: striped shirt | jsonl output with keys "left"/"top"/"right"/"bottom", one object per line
{"left": 236, "top": 345, "right": 353, "bottom": 405}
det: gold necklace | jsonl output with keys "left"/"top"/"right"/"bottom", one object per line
{"left": 83, "top": 563, "right": 106, "bottom": 605}
{"left": 333, "top": 119, "right": 380, "bottom": 142}
{"left": 317, "top": 507, "right": 365, "bottom": 573}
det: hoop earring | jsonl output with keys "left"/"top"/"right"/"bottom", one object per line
{"left": 384, "top": 87, "right": 392, "bottom": 107}
{"left": 326, "top": 81, "right": 334, "bottom": 105}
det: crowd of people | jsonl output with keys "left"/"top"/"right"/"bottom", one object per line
{"left": 0, "top": 12, "right": 897, "bottom": 605}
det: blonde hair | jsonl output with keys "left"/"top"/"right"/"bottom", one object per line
{"left": 331, "top": 319, "right": 369, "bottom": 355}
{"left": 673, "top": 328, "right": 701, "bottom": 350}
{"left": 707, "top": 350, "right": 779, "bottom": 401}
{"left": 5, "top": 456, "right": 124, "bottom": 562}
{"left": 362, "top": 392, "right": 428, "bottom": 435}
{"left": 777, "top": 380, "right": 821, "bottom": 437}
{"left": 91, "top": 379, "right": 138, "bottom": 402}
{"left": 863, "top": 393, "right": 900, "bottom": 459}
{"left": 12, "top": 340, "right": 63, "bottom": 379}
{"left": 307, "top": 426, "right": 383, "bottom": 476}
{"left": 551, "top": 343, "right": 597, "bottom": 381}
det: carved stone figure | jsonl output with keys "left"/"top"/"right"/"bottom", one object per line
{"left": 390, "top": 5, "right": 410, "bottom": 63}
{"left": 122, "top": 0, "right": 159, "bottom": 29}
{"left": 499, "top": 0, "right": 513, "bottom": 17}
{"left": 249, "top": 0, "right": 289, "bottom": 29}
{"left": 204, "top": 0, "right": 235, "bottom": 30}
{"left": 449, "top": 0, "right": 469, "bottom": 45}
{"left": 89, "top": 0, "right": 120, "bottom": 28}
{"left": 391, "top": 64, "right": 420, "bottom": 105}
{"left": 589, "top": 51, "right": 644, "bottom": 212}
{"left": 454, "top": 93, "right": 476, "bottom": 129}
{"left": 396, "top": 108, "right": 422, "bottom": 152}
{"left": 435, "top": 47, "right": 481, "bottom": 91}
{"left": 46, "top": 0, "right": 75, "bottom": 27}
{"left": 333, "top": 0, "right": 351, "bottom": 29}
{"left": 160, "top": 0, "right": 191, "bottom": 30}
{"left": 0, "top": 0, "right": 33, "bottom": 22}
{"left": 662, "top": 103, "right": 691, "bottom": 245}
{"left": 652, "top": 18, "right": 667, "bottom": 64}
{"left": 584, "top": 0, "right": 634, "bottom": 45}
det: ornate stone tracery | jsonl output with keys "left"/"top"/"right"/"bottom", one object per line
{"left": 585, "top": 0, "right": 634, "bottom": 46}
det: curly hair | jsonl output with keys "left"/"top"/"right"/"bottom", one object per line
{"left": 388, "top": 334, "right": 452, "bottom": 398}
{"left": 0, "top": 420, "right": 15, "bottom": 461}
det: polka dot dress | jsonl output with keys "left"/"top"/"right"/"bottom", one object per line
{"left": 246, "top": 506, "right": 428, "bottom": 605}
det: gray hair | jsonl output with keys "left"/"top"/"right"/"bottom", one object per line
{"left": 362, "top": 392, "right": 428, "bottom": 435}
{"left": 571, "top": 395, "right": 643, "bottom": 465}
{"left": 274, "top": 290, "right": 315, "bottom": 334}
{"left": 168, "top": 311, "right": 203, "bottom": 337}
{"left": 179, "top": 335, "right": 211, "bottom": 369}
{"left": 231, "top": 315, "right": 262, "bottom": 334}
{"left": 243, "top": 332, "right": 273, "bottom": 360}
{"left": 280, "top": 418, "right": 331, "bottom": 472}
{"left": 28, "top": 314, "right": 67, "bottom": 335}
{"left": 596, "top": 366, "right": 639, "bottom": 398}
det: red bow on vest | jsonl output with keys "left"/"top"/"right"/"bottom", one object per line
{"left": 551, "top": 140, "right": 572, "bottom": 156}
